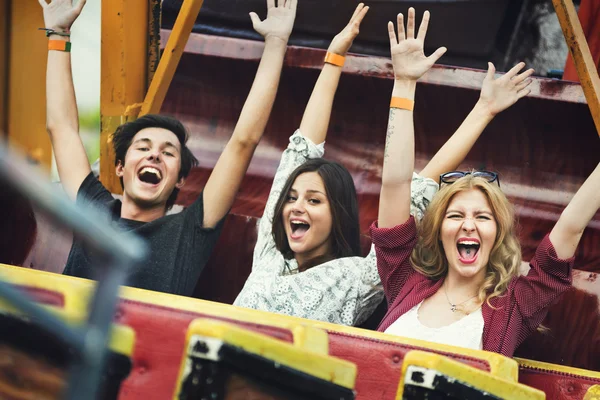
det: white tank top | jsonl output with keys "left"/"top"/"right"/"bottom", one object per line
{"left": 384, "top": 301, "right": 484, "bottom": 350}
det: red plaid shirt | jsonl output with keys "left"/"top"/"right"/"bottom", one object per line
{"left": 370, "top": 216, "right": 574, "bottom": 357}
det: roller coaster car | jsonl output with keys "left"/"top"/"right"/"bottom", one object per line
{"left": 0, "top": 304, "right": 134, "bottom": 400}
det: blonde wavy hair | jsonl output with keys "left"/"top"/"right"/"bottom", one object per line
{"left": 411, "top": 175, "right": 522, "bottom": 306}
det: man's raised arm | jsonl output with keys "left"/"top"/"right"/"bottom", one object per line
{"left": 40, "top": 0, "right": 91, "bottom": 199}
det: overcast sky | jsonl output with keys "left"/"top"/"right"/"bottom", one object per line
{"left": 71, "top": 0, "right": 100, "bottom": 112}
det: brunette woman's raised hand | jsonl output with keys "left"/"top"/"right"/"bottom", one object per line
{"left": 388, "top": 8, "right": 446, "bottom": 82}
{"left": 328, "top": 3, "right": 370, "bottom": 56}
{"left": 39, "top": 0, "right": 86, "bottom": 33}
{"left": 250, "top": 0, "right": 297, "bottom": 44}
{"left": 478, "top": 62, "right": 534, "bottom": 117}
{"left": 299, "top": 3, "right": 369, "bottom": 145}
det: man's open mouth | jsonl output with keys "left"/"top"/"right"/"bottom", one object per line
{"left": 457, "top": 239, "right": 480, "bottom": 262}
{"left": 137, "top": 167, "right": 162, "bottom": 185}
{"left": 290, "top": 220, "right": 310, "bottom": 239}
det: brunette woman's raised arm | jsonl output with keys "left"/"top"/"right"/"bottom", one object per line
{"left": 420, "top": 62, "right": 534, "bottom": 182}
{"left": 549, "top": 161, "right": 600, "bottom": 259}
{"left": 378, "top": 9, "right": 446, "bottom": 228}
{"left": 299, "top": 3, "right": 369, "bottom": 145}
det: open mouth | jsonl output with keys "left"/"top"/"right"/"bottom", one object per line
{"left": 137, "top": 167, "right": 162, "bottom": 185}
{"left": 456, "top": 239, "right": 480, "bottom": 263}
{"left": 290, "top": 220, "right": 310, "bottom": 240}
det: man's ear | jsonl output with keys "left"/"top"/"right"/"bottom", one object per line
{"left": 115, "top": 160, "right": 124, "bottom": 177}
{"left": 175, "top": 176, "right": 186, "bottom": 189}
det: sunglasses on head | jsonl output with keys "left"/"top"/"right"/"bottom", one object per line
{"left": 439, "top": 171, "right": 500, "bottom": 189}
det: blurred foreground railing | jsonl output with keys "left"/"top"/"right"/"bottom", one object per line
{"left": 0, "top": 140, "right": 147, "bottom": 400}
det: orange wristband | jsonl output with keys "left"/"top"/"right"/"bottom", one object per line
{"left": 390, "top": 97, "right": 414, "bottom": 111}
{"left": 48, "top": 39, "right": 71, "bottom": 52}
{"left": 324, "top": 52, "right": 345, "bottom": 67}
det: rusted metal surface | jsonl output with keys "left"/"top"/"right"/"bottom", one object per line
{"left": 161, "top": 30, "right": 589, "bottom": 105}
{"left": 552, "top": 0, "right": 600, "bottom": 136}
{"left": 147, "top": 0, "right": 162, "bottom": 88}
{"left": 0, "top": 0, "right": 8, "bottom": 137}
{"left": 139, "top": 0, "right": 205, "bottom": 116}
{"left": 100, "top": 0, "right": 149, "bottom": 193}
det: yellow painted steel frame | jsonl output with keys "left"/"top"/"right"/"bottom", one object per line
{"left": 173, "top": 319, "right": 357, "bottom": 399}
{"left": 100, "top": 0, "right": 150, "bottom": 193}
{"left": 0, "top": 297, "right": 135, "bottom": 357}
{"left": 0, "top": 264, "right": 524, "bottom": 383}
{"left": 7, "top": 0, "right": 51, "bottom": 168}
{"left": 395, "top": 351, "right": 545, "bottom": 400}
{"left": 140, "top": 0, "right": 205, "bottom": 116}
{"left": 100, "top": 0, "right": 205, "bottom": 192}
{"left": 0, "top": 0, "right": 8, "bottom": 136}
{"left": 552, "top": 0, "right": 600, "bottom": 136}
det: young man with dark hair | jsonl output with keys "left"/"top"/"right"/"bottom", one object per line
{"left": 39, "top": 0, "right": 297, "bottom": 295}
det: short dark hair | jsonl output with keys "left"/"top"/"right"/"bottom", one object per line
{"left": 112, "top": 114, "right": 198, "bottom": 210}
{"left": 272, "top": 159, "right": 362, "bottom": 270}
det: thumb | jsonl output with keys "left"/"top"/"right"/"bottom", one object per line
{"left": 486, "top": 62, "right": 496, "bottom": 80}
{"left": 249, "top": 12, "right": 261, "bottom": 29}
{"left": 428, "top": 46, "right": 447, "bottom": 65}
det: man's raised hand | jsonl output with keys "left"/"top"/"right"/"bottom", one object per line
{"left": 38, "top": 0, "right": 86, "bottom": 33}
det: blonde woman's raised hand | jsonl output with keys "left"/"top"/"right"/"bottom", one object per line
{"left": 478, "top": 62, "right": 534, "bottom": 116}
{"left": 250, "top": 0, "right": 298, "bottom": 43}
{"left": 38, "top": 0, "right": 86, "bottom": 33}
{"left": 328, "top": 3, "right": 370, "bottom": 56}
{"left": 388, "top": 8, "right": 446, "bottom": 81}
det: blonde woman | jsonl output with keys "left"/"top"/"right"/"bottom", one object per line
{"left": 373, "top": 8, "right": 600, "bottom": 356}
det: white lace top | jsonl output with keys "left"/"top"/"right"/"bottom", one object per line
{"left": 233, "top": 130, "right": 438, "bottom": 326}
{"left": 384, "top": 301, "right": 484, "bottom": 350}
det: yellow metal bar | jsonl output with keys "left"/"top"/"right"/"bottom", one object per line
{"left": 0, "top": 0, "right": 8, "bottom": 136}
{"left": 0, "top": 263, "right": 521, "bottom": 383}
{"left": 100, "top": 0, "right": 150, "bottom": 193}
{"left": 175, "top": 319, "right": 356, "bottom": 397}
{"left": 139, "top": 0, "right": 205, "bottom": 116}
{"left": 396, "top": 351, "right": 545, "bottom": 400}
{"left": 7, "top": 0, "right": 52, "bottom": 167}
{"left": 552, "top": 0, "right": 600, "bottom": 137}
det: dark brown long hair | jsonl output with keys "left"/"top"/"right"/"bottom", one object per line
{"left": 272, "top": 159, "right": 362, "bottom": 271}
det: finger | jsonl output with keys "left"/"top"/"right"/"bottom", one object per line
{"left": 354, "top": 5, "right": 369, "bottom": 26}
{"left": 290, "top": 0, "right": 297, "bottom": 11}
{"left": 75, "top": 0, "right": 87, "bottom": 14}
{"left": 517, "top": 89, "right": 531, "bottom": 99}
{"left": 416, "top": 10, "right": 430, "bottom": 41}
{"left": 388, "top": 21, "right": 398, "bottom": 47}
{"left": 406, "top": 7, "right": 415, "bottom": 39}
{"left": 486, "top": 62, "right": 496, "bottom": 81}
{"left": 515, "top": 79, "right": 532, "bottom": 92}
{"left": 249, "top": 12, "right": 262, "bottom": 28}
{"left": 267, "top": 0, "right": 275, "bottom": 9}
{"left": 396, "top": 13, "right": 405, "bottom": 41}
{"left": 38, "top": 0, "right": 48, "bottom": 8}
{"left": 350, "top": 3, "right": 364, "bottom": 21}
{"left": 505, "top": 61, "right": 526, "bottom": 79}
{"left": 512, "top": 68, "right": 535, "bottom": 85}
{"left": 427, "top": 46, "right": 447, "bottom": 64}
